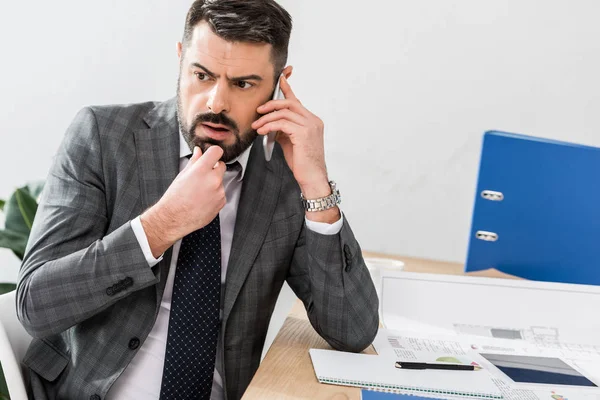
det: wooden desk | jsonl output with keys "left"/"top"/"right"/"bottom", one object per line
{"left": 242, "top": 252, "right": 511, "bottom": 399}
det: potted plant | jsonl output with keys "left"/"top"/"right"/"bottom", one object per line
{"left": 0, "top": 181, "right": 44, "bottom": 400}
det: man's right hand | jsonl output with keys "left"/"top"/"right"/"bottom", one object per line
{"left": 140, "top": 145, "right": 226, "bottom": 258}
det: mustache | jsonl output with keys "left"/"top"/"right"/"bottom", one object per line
{"left": 190, "top": 112, "right": 239, "bottom": 133}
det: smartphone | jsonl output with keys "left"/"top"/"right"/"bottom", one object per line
{"left": 263, "top": 76, "right": 285, "bottom": 161}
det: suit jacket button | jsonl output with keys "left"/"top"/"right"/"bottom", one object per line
{"left": 128, "top": 337, "right": 140, "bottom": 350}
{"left": 344, "top": 245, "right": 352, "bottom": 271}
{"left": 90, "top": 395, "right": 101, "bottom": 400}
{"left": 106, "top": 287, "right": 114, "bottom": 296}
{"left": 124, "top": 277, "right": 134, "bottom": 286}
{"left": 344, "top": 244, "right": 352, "bottom": 257}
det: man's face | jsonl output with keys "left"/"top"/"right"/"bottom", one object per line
{"left": 177, "top": 21, "right": 276, "bottom": 162}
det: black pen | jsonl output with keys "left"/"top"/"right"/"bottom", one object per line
{"left": 395, "top": 362, "right": 481, "bottom": 371}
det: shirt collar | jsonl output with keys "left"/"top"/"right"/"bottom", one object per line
{"left": 179, "top": 130, "right": 252, "bottom": 181}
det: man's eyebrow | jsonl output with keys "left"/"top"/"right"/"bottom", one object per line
{"left": 191, "top": 62, "right": 217, "bottom": 78}
{"left": 191, "top": 62, "right": 263, "bottom": 82}
{"left": 231, "top": 74, "right": 263, "bottom": 82}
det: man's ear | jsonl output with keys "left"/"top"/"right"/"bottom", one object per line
{"left": 282, "top": 65, "right": 293, "bottom": 80}
{"left": 177, "top": 42, "right": 183, "bottom": 60}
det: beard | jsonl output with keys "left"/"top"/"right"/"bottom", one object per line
{"left": 177, "top": 81, "right": 258, "bottom": 163}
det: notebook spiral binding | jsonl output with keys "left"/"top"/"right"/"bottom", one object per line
{"left": 319, "top": 376, "right": 503, "bottom": 399}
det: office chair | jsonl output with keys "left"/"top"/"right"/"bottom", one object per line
{"left": 0, "top": 290, "right": 32, "bottom": 399}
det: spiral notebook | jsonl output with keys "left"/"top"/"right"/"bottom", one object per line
{"left": 309, "top": 349, "right": 503, "bottom": 399}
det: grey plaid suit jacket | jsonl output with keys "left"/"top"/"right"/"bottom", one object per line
{"left": 16, "top": 98, "right": 379, "bottom": 400}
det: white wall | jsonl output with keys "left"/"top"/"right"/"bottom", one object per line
{"left": 0, "top": 0, "right": 190, "bottom": 281}
{"left": 276, "top": 0, "right": 600, "bottom": 263}
{"left": 1, "top": 1, "right": 600, "bottom": 308}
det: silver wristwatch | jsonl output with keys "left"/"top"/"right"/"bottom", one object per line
{"left": 301, "top": 181, "right": 341, "bottom": 212}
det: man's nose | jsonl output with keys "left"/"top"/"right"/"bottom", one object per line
{"left": 207, "top": 83, "right": 230, "bottom": 115}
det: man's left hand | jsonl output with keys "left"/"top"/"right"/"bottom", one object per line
{"left": 252, "top": 75, "right": 330, "bottom": 200}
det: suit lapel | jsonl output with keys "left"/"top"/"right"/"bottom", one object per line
{"left": 133, "top": 98, "right": 180, "bottom": 305}
{"left": 223, "top": 139, "right": 283, "bottom": 324}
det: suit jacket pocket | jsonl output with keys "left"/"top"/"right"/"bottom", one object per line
{"left": 22, "top": 338, "right": 69, "bottom": 382}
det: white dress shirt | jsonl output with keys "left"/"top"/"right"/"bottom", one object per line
{"left": 106, "top": 134, "right": 343, "bottom": 400}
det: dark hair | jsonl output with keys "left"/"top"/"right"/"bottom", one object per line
{"left": 182, "top": 0, "right": 292, "bottom": 77}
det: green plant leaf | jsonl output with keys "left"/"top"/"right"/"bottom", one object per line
{"left": 0, "top": 229, "right": 27, "bottom": 260}
{"left": 0, "top": 199, "right": 5, "bottom": 211}
{"left": 4, "top": 187, "right": 37, "bottom": 236}
{"left": 0, "top": 360, "right": 9, "bottom": 400}
{"left": 15, "top": 189, "right": 38, "bottom": 230}
{"left": 0, "top": 284, "right": 16, "bottom": 295}
{"left": 3, "top": 193, "right": 29, "bottom": 237}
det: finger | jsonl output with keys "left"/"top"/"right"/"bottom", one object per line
{"left": 181, "top": 146, "right": 202, "bottom": 175}
{"left": 279, "top": 75, "right": 298, "bottom": 101}
{"left": 257, "top": 99, "right": 306, "bottom": 116}
{"left": 186, "top": 146, "right": 203, "bottom": 167}
{"left": 214, "top": 160, "right": 226, "bottom": 177}
{"left": 196, "top": 145, "right": 224, "bottom": 171}
{"left": 256, "top": 120, "right": 303, "bottom": 136}
{"left": 252, "top": 108, "right": 306, "bottom": 131}
{"left": 276, "top": 131, "right": 294, "bottom": 162}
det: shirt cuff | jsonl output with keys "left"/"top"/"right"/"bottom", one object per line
{"left": 304, "top": 211, "right": 344, "bottom": 235}
{"left": 130, "top": 216, "right": 164, "bottom": 267}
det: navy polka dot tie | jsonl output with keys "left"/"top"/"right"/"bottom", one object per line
{"left": 159, "top": 215, "right": 221, "bottom": 400}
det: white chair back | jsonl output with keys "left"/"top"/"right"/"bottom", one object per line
{"left": 0, "top": 290, "right": 32, "bottom": 399}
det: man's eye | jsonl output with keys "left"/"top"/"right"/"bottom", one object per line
{"left": 194, "top": 72, "right": 209, "bottom": 81}
{"left": 236, "top": 81, "right": 252, "bottom": 89}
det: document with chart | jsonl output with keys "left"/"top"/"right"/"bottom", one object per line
{"left": 376, "top": 271, "right": 600, "bottom": 399}
{"left": 373, "top": 329, "right": 600, "bottom": 400}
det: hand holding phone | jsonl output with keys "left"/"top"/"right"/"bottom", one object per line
{"left": 263, "top": 76, "right": 285, "bottom": 161}
{"left": 253, "top": 72, "right": 331, "bottom": 202}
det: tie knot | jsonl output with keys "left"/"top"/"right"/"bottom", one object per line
{"left": 185, "top": 156, "right": 239, "bottom": 171}
{"left": 226, "top": 161, "right": 241, "bottom": 173}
